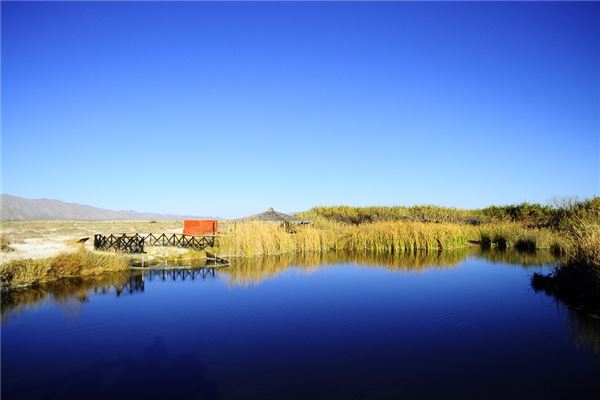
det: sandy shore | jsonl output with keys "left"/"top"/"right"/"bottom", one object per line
{"left": 1, "top": 220, "right": 183, "bottom": 262}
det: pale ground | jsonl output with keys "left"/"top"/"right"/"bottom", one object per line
{"left": 0, "top": 220, "right": 184, "bottom": 262}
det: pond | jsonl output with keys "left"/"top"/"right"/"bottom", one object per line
{"left": 2, "top": 250, "right": 600, "bottom": 399}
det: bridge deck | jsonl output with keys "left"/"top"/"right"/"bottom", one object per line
{"left": 93, "top": 233, "right": 217, "bottom": 253}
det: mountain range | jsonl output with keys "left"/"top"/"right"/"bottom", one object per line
{"left": 0, "top": 194, "right": 216, "bottom": 221}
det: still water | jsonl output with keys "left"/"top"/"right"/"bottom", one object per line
{"left": 2, "top": 250, "right": 600, "bottom": 399}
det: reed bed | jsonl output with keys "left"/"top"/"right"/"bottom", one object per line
{"left": 0, "top": 249, "right": 130, "bottom": 287}
{"left": 336, "top": 221, "right": 476, "bottom": 253}
{"left": 216, "top": 220, "right": 478, "bottom": 257}
{"left": 216, "top": 221, "right": 333, "bottom": 257}
{"left": 477, "top": 222, "right": 566, "bottom": 252}
{"left": 217, "top": 219, "right": 573, "bottom": 259}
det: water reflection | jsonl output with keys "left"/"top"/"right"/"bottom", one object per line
{"left": 2, "top": 250, "right": 561, "bottom": 322}
{"left": 1, "top": 268, "right": 217, "bottom": 322}
{"left": 3, "top": 250, "right": 600, "bottom": 399}
{"left": 1, "top": 272, "right": 132, "bottom": 322}
{"left": 568, "top": 311, "right": 600, "bottom": 354}
{"left": 223, "top": 250, "right": 468, "bottom": 286}
{"left": 224, "top": 249, "right": 561, "bottom": 286}
{"left": 477, "top": 248, "right": 562, "bottom": 267}
{"left": 532, "top": 266, "right": 600, "bottom": 354}
{"left": 143, "top": 267, "right": 217, "bottom": 282}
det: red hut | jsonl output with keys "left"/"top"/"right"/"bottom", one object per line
{"left": 183, "top": 220, "right": 218, "bottom": 236}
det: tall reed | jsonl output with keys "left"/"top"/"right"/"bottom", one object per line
{"left": 566, "top": 210, "right": 600, "bottom": 269}
{"left": 477, "top": 222, "right": 565, "bottom": 252}
{"left": 216, "top": 221, "right": 477, "bottom": 257}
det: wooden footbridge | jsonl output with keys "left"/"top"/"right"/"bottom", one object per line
{"left": 94, "top": 233, "right": 217, "bottom": 253}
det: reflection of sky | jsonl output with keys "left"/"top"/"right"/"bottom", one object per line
{"left": 2, "top": 256, "right": 600, "bottom": 399}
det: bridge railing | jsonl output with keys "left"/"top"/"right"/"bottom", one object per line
{"left": 94, "top": 233, "right": 217, "bottom": 253}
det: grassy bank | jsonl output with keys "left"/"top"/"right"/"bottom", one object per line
{"left": 215, "top": 219, "right": 564, "bottom": 258}
{"left": 218, "top": 197, "right": 599, "bottom": 259}
{"left": 216, "top": 220, "right": 473, "bottom": 257}
{"left": 0, "top": 249, "right": 130, "bottom": 287}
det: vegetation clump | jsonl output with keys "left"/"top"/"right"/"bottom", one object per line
{"left": 299, "top": 197, "right": 600, "bottom": 230}
{"left": 0, "top": 249, "right": 130, "bottom": 287}
{"left": 565, "top": 209, "right": 600, "bottom": 269}
{"left": 477, "top": 222, "right": 565, "bottom": 252}
{"left": 298, "top": 205, "right": 480, "bottom": 225}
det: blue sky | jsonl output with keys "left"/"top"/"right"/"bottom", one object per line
{"left": 2, "top": 1, "right": 599, "bottom": 218}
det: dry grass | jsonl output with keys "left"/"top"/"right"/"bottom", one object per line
{"left": 0, "top": 249, "right": 130, "bottom": 287}
{"left": 337, "top": 221, "right": 475, "bottom": 253}
{"left": 477, "top": 222, "right": 566, "bottom": 252}
{"left": 216, "top": 221, "right": 333, "bottom": 257}
{"left": 566, "top": 210, "right": 600, "bottom": 269}
{"left": 217, "top": 220, "right": 569, "bottom": 258}
{"left": 216, "top": 220, "right": 477, "bottom": 257}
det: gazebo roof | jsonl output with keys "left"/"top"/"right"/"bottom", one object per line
{"left": 239, "top": 207, "right": 299, "bottom": 222}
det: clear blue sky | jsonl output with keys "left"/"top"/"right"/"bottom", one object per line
{"left": 2, "top": 1, "right": 599, "bottom": 218}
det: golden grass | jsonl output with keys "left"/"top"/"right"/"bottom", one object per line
{"left": 477, "top": 222, "right": 566, "bottom": 252}
{"left": 337, "top": 221, "right": 475, "bottom": 253}
{"left": 0, "top": 249, "right": 130, "bottom": 287}
{"left": 216, "top": 220, "right": 478, "bottom": 257}
{"left": 216, "top": 220, "right": 570, "bottom": 258}
{"left": 566, "top": 210, "right": 600, "bottom": 269}
{"left": 216, "top": 221, "right": 333, "bottom": 257}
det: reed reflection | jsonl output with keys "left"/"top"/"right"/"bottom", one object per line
{"left": 2, "top": 250, "right": 561, "bottom": 323}
{"left": 223, "top": 248, "right": 560, "bottom": 287}
{"left": 476, "top": 248, "right": 562, "bottom": 267}
{"left": 532, "top": 265, "right": 600, "bottom": 354}
{"left": 0, "top": 267, "right": 221, "bottom": 322}
{"left": 223, "top": 250, "right": 468, "bottom": 287}
{"left": 1, "top": 271, "right": 134, "bottom": 322}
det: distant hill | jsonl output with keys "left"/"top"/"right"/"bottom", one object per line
{"left": 0, "top": 194, "right": 216, "bottom": 221}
